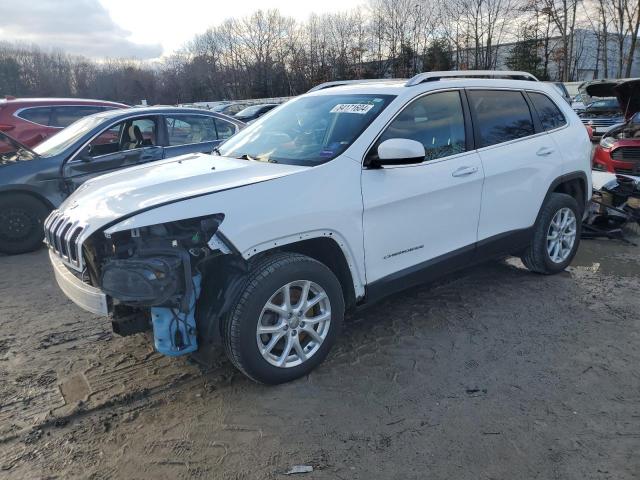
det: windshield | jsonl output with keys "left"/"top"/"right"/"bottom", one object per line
{"left": 33, "top": 113, "right": 109, "bottom": 158}
{"left": 218, "top": 94, "right": 395, "bottom": 165}
{"left": 587, "top": 98, "right": 620, "bottom": 110}
{"left": 236, "top": 105, "right": 265, "bottom": 117}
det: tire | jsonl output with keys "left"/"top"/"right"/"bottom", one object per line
{"left": 222, "top": 252, "right": 344, "bottom": 384}
{"left": 0, "top": 193, "right": 50, "bottom": 255}
{"left": 521, "top": 192, "right": 581, "bottom": 274}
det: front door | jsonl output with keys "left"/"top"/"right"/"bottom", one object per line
{"left": 63, "top": 116, "right": 164, "bottom": 191}
{"left": 361, "top": 90, "right": 484, "bottom": 286}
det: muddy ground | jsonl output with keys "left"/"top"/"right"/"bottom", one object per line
{"left": 0, "top": 235, "right": 639, "bottom": 480}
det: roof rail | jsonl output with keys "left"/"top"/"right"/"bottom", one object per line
{"left": 307, "top": 79, "right": 405, "bottom": 93}
{"left": 405, "top": 70, "right": 538, "bottom": 86}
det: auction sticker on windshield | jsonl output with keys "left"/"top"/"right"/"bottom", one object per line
{"left": 330, "top": 103, "right": 374, "bottom": 114}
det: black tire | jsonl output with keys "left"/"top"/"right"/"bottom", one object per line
{"left": 0, "top": 193, "right": 50, "bottom": 255}
{"left": 521, "top": 192, "right": 581, "bottom": 274}
{"left": 222, "top": 252, "right": 344, "bottom": 384}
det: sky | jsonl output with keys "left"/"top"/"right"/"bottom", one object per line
{"left": 0, "top": 0, "right": 366, "bottom": 60}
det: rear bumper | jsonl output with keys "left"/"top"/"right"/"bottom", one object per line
{"left": 49, "top": 249, "right": 109, "bottom": 316}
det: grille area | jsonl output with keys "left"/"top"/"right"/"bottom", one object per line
{"left": 580, "top": 118, "right": 621, "bottom": 128}
{"left": 611, "top": 147, "right": 640, "bottom": 162}
{"left": 43, "top": 211, "right": 85, "bottom": 268}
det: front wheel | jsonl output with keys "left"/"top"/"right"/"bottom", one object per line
{"left": 222, "top": 253, "right": 344, "bottom": 384}
{"left": 0, "top": 193, "right": 50, "bottom": 255}
{"left": 521, "top": 192, "right": 581, "bottom": 274}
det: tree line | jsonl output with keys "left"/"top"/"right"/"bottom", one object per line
{"left": 1, "top": 0, "right": 639, "bottom": 105}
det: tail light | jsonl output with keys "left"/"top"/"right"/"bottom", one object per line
{"left": 0, "top": 124, "right": 15, "bottom": 131}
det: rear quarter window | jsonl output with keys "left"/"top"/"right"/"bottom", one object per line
{"left": 528, "top": 92, "right": 567, "bottom": 131}
{"left": 467, "top": 90, "right": 535, "bottom": 147}
{"left": 16, "top": 107, "right": 52, "bottom": 126}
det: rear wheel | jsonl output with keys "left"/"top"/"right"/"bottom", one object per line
{"left": 0, "top": 193, "right": 50, "bottom": 255}
{"left": 521, "top": 193, "right": 580, "bottom": 274}
{"left": 222, "top": 252, "right": 344, "bottom": 384}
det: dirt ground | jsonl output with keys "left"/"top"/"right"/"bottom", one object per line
{"left": 1, "top": 235, "right": 639, "bottom": 480}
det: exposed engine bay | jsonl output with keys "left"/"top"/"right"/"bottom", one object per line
{"left": 601, "top": 113, "right": 640, "bottom": 142}
{"left": 83, "top": 214, "right": 231, "bottom": 356}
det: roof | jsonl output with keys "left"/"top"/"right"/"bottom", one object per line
{"left": 306, "top": 74, "right": 554, "bottom": 101}
{"left": 1, "top": 97, "right": 128, "bottom": 107}
{"left": 89, "top": 105, "right": 245, "bottom": 124}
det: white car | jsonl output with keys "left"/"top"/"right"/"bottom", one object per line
{"left": 45, "top": 71, "right": 592, "bottom": 384}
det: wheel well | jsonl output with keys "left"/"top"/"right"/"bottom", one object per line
{"left": 553, "top": 177, "right": 586, "bottom": 212}
{"left": 275, "top": 237, "right": 357, "bottom": 310}
{"left": 0, "top": 189, "right": 54, "bottom": 210}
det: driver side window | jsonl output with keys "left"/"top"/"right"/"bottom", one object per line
{"left": 87, "top": 117, "right": 157, "bottom": 158}
{"left": 375, "top": 91, "right": 467, "bottom": 162}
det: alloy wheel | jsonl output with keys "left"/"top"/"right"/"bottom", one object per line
{"left": 546, "top": 207, "right": 577, "bottom": 264}
{"left": 256, "top": 280, "right": 332, "bottom": 368}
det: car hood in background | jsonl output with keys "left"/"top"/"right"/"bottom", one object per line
{"left": 614, "top": 79, "right": 640, "bottom": 120}
{"left": 583, "top": 79, "right": 640, "bottom": 119}
{"left": 57, "top": 152, "right": 307, "bottom": 233}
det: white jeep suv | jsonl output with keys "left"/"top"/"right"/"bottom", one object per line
{"left": 45, "top": 71, "right": 591, "bottom": 384}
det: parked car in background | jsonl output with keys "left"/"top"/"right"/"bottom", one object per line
{"left": 592, "top": 79, "right": 640, "bottom": 175}
{"left": 211, "top": 102, "right": 247, "bottom": 116}
{"left": 0, "top": 107, "right": 244, "bottom": 255}
{"left": 571, "top": 93, "right": 587, "bottom": 112}
{"left": 0, "top": 97, "right": 128, "bottom": 149}
{"left": 578, "top": 80, "right": 627, "bottom": 139}
{"left": 234, "top": 103, "right": 279, "bottom": 123}
{"left": 44, "top": 71, "right": 590, "bottom": 384}
{"left": 548, "top": 82, "right": 572, "bottom": 104}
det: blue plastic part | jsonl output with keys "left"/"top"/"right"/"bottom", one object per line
{"left": 151, "top": 273, "right": 201, "bottom": 357}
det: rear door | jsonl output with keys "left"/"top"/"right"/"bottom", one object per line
{"left": 163, "top": 114, "right": 238, "bottom": 157}
{"left": 467, "top": 89, "right": 563, "bottom": 247}
{"left": 62, "top": 116, "right": 164, "bottom": 191}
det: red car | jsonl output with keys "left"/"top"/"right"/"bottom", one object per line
{"left": 592, "top": 79, "right": 640, "bottom": 175}
{"left": 0, "top": 97, "right": 128, "bottom": 148}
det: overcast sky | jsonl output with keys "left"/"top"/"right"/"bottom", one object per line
{"left": 0, "top": 0, "right": 366, "bottom": 60}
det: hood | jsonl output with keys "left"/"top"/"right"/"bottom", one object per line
{"left": 0, "top": 131, "right": 39, "bottom": 165}
{"left": 57, "top": 152, "right": 307, "bottom": 233}
{"left": 614, "top": 79, "right": 640, "bottom": 120}
{"left": 584, "top": 81, "right": 619, "bottom": 99}
{"left": 583, "top": 79, "right": 640, "bottom": 120}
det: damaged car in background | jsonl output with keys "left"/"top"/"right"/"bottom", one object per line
{"left": 592, "top": 79, "right": 640, "bottom": 175}
{"left": 0, "top": 107, "right": 243, "bottom": 255}
{"left": 578, "top": 79, "right": 630, "bottom": 139}
{"left": 45, "top": 71, "right": 591, "bottom": 384}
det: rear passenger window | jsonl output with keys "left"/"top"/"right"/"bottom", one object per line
{"left": 528, "top": 92, "right": 566, "bottom": 131}
{"left": 376, "top": 91, "right": 467, "bottom": 161}
{"left": 51, "top": 106, "right": 105, "bottom": 128}
{"left": 166, "top": 115, "right": 218, "bottom": 145}
{"left": 214, "top": 118, "right": 237, "bottom": 140}
{"left": 468, "top": 90, "right": 535, "bottom": 147}
{"left": 17, "top": 107, "right": 52, "bottom": 126}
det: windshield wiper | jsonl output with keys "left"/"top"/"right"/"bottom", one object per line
{"left": 236, "top": 153, "right": 256, "bottom": 161}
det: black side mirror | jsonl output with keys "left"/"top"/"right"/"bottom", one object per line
{"left": 77, "top": 145, "right": 92, "bottom": 162}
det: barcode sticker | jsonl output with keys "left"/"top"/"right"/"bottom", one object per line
{"left": 330, "top": 103, "right": 374, "bottom": 114}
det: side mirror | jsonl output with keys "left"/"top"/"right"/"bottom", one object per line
{"left": 374, "top": 138, "right": 425, "bottom": 166}
{"left": 76, "top": 145, "right": 92, "bottom": 162}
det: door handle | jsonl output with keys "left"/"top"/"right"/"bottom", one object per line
{"left": 451, "top": 166, "right": 478, "bottom": 177}
{"left": 536, "top": 147, "right": 554, "bottom": 157}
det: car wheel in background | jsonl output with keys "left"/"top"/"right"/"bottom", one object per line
{"left": 0, "top": 193, "right": 50, "bottom": 255}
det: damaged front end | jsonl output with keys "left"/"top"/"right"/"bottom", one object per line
{"left": 84, "top": 214, "right": 236, "bottom": 357}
